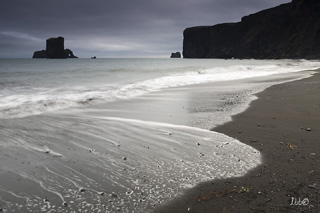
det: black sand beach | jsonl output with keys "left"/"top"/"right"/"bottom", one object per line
{"left": 156, "top": 70, "right": 320, "bottom": 213}
{"left": 0, "top": 61, "right": 319, "bottom": 212}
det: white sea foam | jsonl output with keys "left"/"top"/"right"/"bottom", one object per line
{"left": 0, "top": 59, "right": 319, "bottom": 118}
{"left": 0, "top": 114, "right": 262, "bottom": 212}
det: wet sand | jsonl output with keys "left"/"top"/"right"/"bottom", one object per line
{"left": 0, "top": 70, "right": 318, "bottom": 212}
{"left": 156, "top": 70, "right": 320, "bottom": 213}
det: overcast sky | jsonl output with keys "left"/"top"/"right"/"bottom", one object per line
{"left": 0, "top": 0, "right": 291, "bottom": 58}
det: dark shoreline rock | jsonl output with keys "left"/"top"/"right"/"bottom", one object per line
{"left": 33, "top": 37, "right": 78, "bottom": 59}
{"left": 183, "top": 0, "right": 320, "bottom": 59}
{"left": 170, "top": 52, "right": 181, "bottom": 58}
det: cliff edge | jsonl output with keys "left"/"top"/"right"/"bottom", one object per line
{"left": 183, "top": 0, "right": 320, "bottom": 59}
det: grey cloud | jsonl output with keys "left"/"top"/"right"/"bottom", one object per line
{"left": 0, "top": 0, "right": 290, "bottom": 58}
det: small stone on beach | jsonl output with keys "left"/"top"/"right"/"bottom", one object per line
{"left": 111, "top": 192, "right": 118, "bottom": 198}
{"left": 126, "top": 190, "right": 133, "bottom": 195}
{"left": 306, "top": 128, "right": 311, "bottom": 131}
{"left": 308, "top": 184, "right": 317, "bottom": 189}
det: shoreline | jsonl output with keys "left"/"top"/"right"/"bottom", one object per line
{"left": 0, "top": 64, "right": 319, "bottom": 212}
{"left": 155, "top": 70, "right": 320, "bottom": 212}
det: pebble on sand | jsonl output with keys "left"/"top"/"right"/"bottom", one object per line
{"left": 308, "top": 184, "right": 317, "bottom": 189}
{"left": 126, "top": 190, "right": 133, "bottom": 195}
{"left": 111, "top": 192, "right": 118, "bottom": 198}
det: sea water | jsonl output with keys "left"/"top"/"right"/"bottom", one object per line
{"left": 1, "top": 58, "right": 319, "bottom": 119}
{"left": 0, "top": 58, "right": 319, "bottom": 212}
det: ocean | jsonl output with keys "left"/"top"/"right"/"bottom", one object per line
{"left": 0, "top": 58, "right": 319, "bottom": 212}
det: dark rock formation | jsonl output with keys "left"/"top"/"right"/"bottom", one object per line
{"left": 170, "top": 52, "right": 181, "bottom": 58}
{"left": 64, "top": 49, "right": 77, "bottom": 58}
{"left": 33, "top": 37, "right": 78, "bottom": 59}
{"left": 183, "top": 0, "right": 320, "bottom": 59}
{"left": 46, "top": 37, "right": 65, "bottom": 58}
{"left": 32, "top": 50, "right": 46, "bottom": 58}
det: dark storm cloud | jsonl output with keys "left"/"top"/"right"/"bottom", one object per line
{"left": 0, "top": 0, "right": 291, "bottom": 58}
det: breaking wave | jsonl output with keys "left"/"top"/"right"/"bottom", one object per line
{"left": 0, "top": 59, "right": 319, "bottom": 118}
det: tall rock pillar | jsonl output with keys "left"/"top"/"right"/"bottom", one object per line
{"left": 46, "top": 37, "right": 65, "bottom": 58}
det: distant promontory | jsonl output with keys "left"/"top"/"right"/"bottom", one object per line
{"left": 33, "top": 37, "right": 78, "bottom": 59}
{"left": 183, "top": 0, "right": 320, "bottom": 59}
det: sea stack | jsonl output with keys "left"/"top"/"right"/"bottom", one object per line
{"left": 183, "top": 0, "right": 320, "bottom": 59}
{"left": 33, "top": 37, "right": 78, "bottom": 59}
{"left": 46, "top": 37, "right": 65, "bottom": 58}
{"left": 170, "top": 52, "right": 181, "bottom": 58}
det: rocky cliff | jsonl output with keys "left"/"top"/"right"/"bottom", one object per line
{"left": 183, "top": 0, "right": 320, "bottom": 59}
{"left": 33, "top": 37, "right": 78, "bottom": 59}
